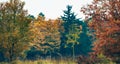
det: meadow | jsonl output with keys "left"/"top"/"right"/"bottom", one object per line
{"left": 0, "top": 59, "right": 77, "bottom": 64}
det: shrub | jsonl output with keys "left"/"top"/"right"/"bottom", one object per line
{"left": 77, "top": 53, "right": 115, "bottom": 64}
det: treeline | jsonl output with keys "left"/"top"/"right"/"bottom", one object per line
{"left": 0, "top": 0, "right": 120, "bottom": 64}
{"left": 0, "top": 0, "right": 92, "bottom": 62}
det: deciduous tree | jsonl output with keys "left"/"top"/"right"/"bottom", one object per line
{"left": 30, "top": 16, "right": 62, "bottom": 58}
{"left": 81, "top": 0, "right": 120, "bottom": 63}
{"left": 0, "top": 0, "right": 31, "bottom": 61}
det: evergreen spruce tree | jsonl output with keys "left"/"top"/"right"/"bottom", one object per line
{"left": 60, "top": 5, "right": 82, "bottom": 60}
{"left": 60, "top": 5, "right": 93, "bottom": 60}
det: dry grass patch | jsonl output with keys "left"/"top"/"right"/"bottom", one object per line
{"left": 0, "top": 59, "right": 77, "bottom": 64}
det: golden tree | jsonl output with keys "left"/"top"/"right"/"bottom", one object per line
{"left": 30, "top": 16, "right": 62, "bottom": 58}
{"left": 0, "top": 0, "right": 31, "bottom": 61}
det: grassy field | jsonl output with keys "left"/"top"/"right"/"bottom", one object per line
{"left": 0, "top": 59, "right": 77, "bottom": 64}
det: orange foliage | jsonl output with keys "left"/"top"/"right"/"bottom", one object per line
{"left": 81, "top": 0, "right": 120, "bottom": 62}
{"left": 29, "top": 16, "right": 63, "bottom": 53}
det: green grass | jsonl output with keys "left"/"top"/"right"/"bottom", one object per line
{"left": 0, "top": 59, "right": 77, "bottom": 64}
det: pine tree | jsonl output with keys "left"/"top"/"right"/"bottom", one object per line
{"left": 61, "top": 5, "right": 82, "bottom": 60}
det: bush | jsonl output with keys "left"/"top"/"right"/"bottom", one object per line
{"left": 77, "top": 53, "right": 115, "bottom": 64}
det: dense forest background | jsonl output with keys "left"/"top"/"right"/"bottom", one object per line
{"left": 0, "top": 0, "right": 120, "bottom": 64}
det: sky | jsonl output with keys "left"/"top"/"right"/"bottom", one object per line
{"left": 0, "top": 0, "right": 93, "bottom": 19}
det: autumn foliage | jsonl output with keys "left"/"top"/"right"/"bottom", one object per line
{"left": 29, "top": 15, "right": 62, "bottom": 55}
{"left": 81, "top": 0, "right": 120, "bottom": 63}
{"left": 0, "top": 0, "right": 31, "bottom": 61}
{"left": 1, "top": 0, "right": 120, "bottom": 63}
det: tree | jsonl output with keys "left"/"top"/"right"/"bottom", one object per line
{"left": 81, "top": 0, "right": 120, "bottom": 63}
{"left": 61, "top": 5, "right": 83, "bottom": 60}
{"left": 29, "top": 16, "right": 62, "bottom": 59}
{"left": 77, "top": 21, "right": 93, "bottom": 55}
{"left": 27, "top": 14, "right": 35, "bottom": 21}
{"left": 39, "top": 12, "right": 45, "bottom": 18}
{"left": 0, "top": 0, "right": 31, "bottom": 61}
